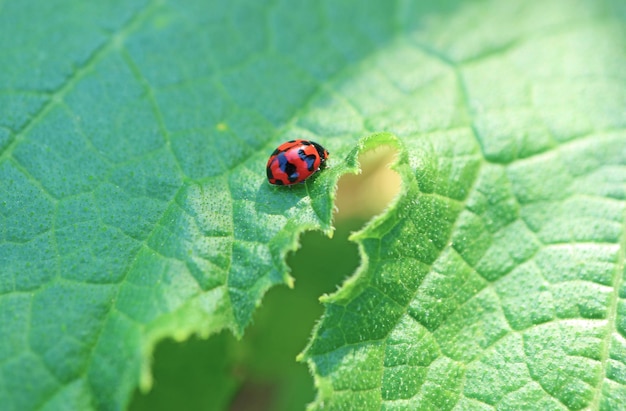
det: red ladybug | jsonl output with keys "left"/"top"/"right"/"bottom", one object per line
{"left": 266, "top": 139, "right": 329, "bottom": 185}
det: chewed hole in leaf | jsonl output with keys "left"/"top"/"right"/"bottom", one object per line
{"left": 334, "top": 145, "right": 402, "bottom": 223}
{"left": 129, "top": 145, "right": 402, "bottom": 411}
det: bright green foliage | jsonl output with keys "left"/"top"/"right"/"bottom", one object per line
{"left": 1, "top": 0, "right": 625, "bottom": 410}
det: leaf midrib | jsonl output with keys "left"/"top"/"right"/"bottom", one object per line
{"left": 589, "top": 207, "right": 626, "bottom": 410}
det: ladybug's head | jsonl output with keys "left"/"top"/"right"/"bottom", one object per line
{"left": 310, "top": 141, "right": 329, "bottom": 168}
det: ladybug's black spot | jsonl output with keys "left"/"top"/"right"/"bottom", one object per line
{"left": 298, "top": 149, "right": 317, "bottom": 171}
{"left": 285, "top": 163, "right": 298, "bottom": 181}
{"left": 278, "top": 152, "right": 299, "bottom": 182}
{"left": 287, "top": 139, "right": 296, "bottom": 143}
{"left": 271, "top": 148, "right": 281, "bottom": 156}
{"left": 267, "top": 164, "right": 275, "bottom": 181}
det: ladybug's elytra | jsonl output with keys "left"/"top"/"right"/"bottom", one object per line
{"left": 266, "top": 139, "right": 329, "bottom": 186}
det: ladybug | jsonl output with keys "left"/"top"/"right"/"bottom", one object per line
{"left": 266, "top": 139, "right": 329, "bottom": 185}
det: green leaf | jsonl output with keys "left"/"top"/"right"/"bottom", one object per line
{"left": 298, "top": 2, "right": 626, "bottom": 410}
{"left": 1, "top": 1, "right": 625, "bottom": 411}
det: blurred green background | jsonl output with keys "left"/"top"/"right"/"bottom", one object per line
{"left": 130, "top": 149, "right": 399, "bottom": 411}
